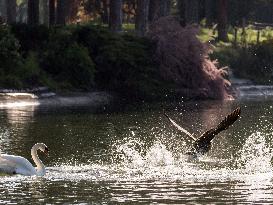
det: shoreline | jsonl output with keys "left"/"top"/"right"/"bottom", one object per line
{"left": 1, "top": 82, "right": 273, "bottom": 110}
{"left": 0, "top": 88, "right": 117, "bottom": 111}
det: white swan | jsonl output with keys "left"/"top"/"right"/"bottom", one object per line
{"left": 0, "top": 143, "right": 48, "bottom": 176}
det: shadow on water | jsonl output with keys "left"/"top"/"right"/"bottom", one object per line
{"left": 1, "top": 99, "right": 273, "bottom": 203}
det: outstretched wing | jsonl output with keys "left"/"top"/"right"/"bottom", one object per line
{"left": 164, "top": 113, "right": 196, "bottom": 141}
{"left": 194, "top": 107, "right": 241, "bottom": 149}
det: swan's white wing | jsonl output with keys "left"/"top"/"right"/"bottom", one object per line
{"left": 0, "top": 154, "right": 36, "bottom": 175}
{"left": 164, "top": 113, "right": 196, "bottom": 141}
{"left": 0, "top": 157, "right": 17, "bottom": 174}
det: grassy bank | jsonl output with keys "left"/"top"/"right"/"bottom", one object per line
{"left": 198, "top": 25, "right": 273, "bottom": 44}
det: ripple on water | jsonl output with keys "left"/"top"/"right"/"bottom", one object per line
{"left": 1, "top": 132, "right": 273, "bottom": 204}
{"left": 17, "top": 132, "right": 269, "bottom": 183}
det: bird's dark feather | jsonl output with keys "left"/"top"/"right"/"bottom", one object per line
{"left": 193, "top": 107, "right": 241, "bottom": 153}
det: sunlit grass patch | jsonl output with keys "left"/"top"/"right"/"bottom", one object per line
{"left": 123, "top": 23, "right": 135, "bottom": 33}
{"left": 197, "top": 27, "right": 216, "bottom": 42}
{"left": 198, "top": 25, "right": 273, "bottom": 45}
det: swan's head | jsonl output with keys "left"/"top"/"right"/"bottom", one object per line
{"left": 34, "top": 143, "right": 49, "bottom": 155}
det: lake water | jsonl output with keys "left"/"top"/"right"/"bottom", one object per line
{"left": 1, "top": 99, "right": 273, "bottom": 204}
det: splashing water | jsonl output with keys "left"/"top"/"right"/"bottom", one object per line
{"left": 35, "top": 132, "right": 273, "bottom": 183}
{"left": 2, "top": 100, "right": 273, "bottom": 204}
{"left": 1, "top": 131, "right": 272, "bottom": 184}
{"left": 239, "top": 132, "right": 273, "bottom": 173}
{"left": 1, "top": 133, "right": 273, "bottom": 204}
{"left": 144, "top": 142, "right": 174, "bottom": 166}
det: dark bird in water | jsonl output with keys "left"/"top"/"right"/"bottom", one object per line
{"left": 164, "top": 107, "right": 241, "bottom": 157}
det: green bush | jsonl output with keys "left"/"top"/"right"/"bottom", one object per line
{"left": 10, "top": 24, "right": 50, "bottom": 55}
{"left": 0, "top": 75, "right": 23, "bottom": 88}
{"left": 211, "top": 40, "right": 273, "bottom": 84}
{"left": 42, "top": 39, "right": 95, "bottom": 90}
{"left": 0, "top": 24, "right": 167, "bottom": 100}
{"left": 73, "top": 25, "right": 162, "bottom": 98}
{"left": 59, "top": 43, "right": 95, "bottom": 90}
{"left": 73, "top": 25, "right": 118, "bottom": 56}
{"left": 0, "top": 25, "right": 96, "bottom": 90}
{"left": 0, "top": 26, "right": 22, "bottom": 75}
{"left": 210, "top": 44, "right": 239, "bottom": 68}
{"left": 0, "top": 26, "right": 24, "bottom": 88}
{"left": 20, "top": 52, "right": 45, "bottom": 87}
{"left": 41, "top": 28, "right": 74, "bottom": 75}
{"left": 95, "top": 34, "right": 160, "bottom": 98}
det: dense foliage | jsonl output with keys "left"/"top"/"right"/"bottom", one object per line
{"left": 0, "top": 22, "right": 236, "bottom": 101}
{"left": 148, "top": 17, "right": 230, "bottom": 100}
{"left": 0, "top": 26, "right": 24, "bottom": 87}
{"left": 0, "top": 24, "right": 164, "bottom": 100}
{"left": 73, "top": 26, "right": 161, "bottom": 98}
{"left": 211, "top": 40, "right": 273, "bottom": 84}
{"left": 1, "top": 0, "right": 272, "bottom": 99}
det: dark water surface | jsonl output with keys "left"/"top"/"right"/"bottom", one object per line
{"left": 1, "top": 99, "right": 273, "bottom": 204}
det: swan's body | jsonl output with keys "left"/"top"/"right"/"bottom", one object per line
{"left": 165, "top": 107, "right": 241, "bottom": 156}
{"left": 0, "top": 143, "right": 48, "bottom": 176}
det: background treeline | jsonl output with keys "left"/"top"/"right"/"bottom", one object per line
{"left": 1, "top": 1, "right": 273, "bottom": 37}
{"left": 0, "top": 24, "right": 164, "bottom": 100}
{"left": 0, "top": 0, "right": 273, "bottom": 100}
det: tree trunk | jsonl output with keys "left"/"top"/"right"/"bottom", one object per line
{"left": 205, "top": 0, "right": 213, "bottom": 27}
{"left": 218, "top": 0, "right": 228, "bottom": 42}
{"left": 159, "top": 0, "right": 171, "bottom": 17}
{"left": 185, "top": 0, "right": 199, "bottom": 24}
{"left": 178, "top": 0, "right": 186, "bottom": 26}
{"left": 109, "top": 0, "right": 122, "bottom": 32}
{"left": 28, "top": 0, "right": 39, "bottom": 25}
{"left": 0, "top": 0, "right": 6, "bottom": 22}
{"left": 101, "top": 0, "right": 109, "bottom": 24}
{"left": 56, "top": 0, "right": 66, "bottom": 25}
{"left": 6, "top": 0, "right": 16, "bottom": 24}
{"left": 49, "top": 0, "right": 56, "bottom": 25}
{"left": 66, "top": 0, "right": 79, "bottom": 23}
{"left": 148, "top": 0, "right": 159, "bottom": 22}
{"left": 136, "top": 0, "right": 150, "bottom": 36}
{"left": 41, "top": 0, "right": 49, "bottom": 25}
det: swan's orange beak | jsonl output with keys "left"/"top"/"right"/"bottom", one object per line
{"left": 44, "top": 147, "right": 49, "bottom": 156}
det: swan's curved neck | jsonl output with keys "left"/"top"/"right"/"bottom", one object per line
{"left": 31, "top": 145, "right": 45, "bottom": 176}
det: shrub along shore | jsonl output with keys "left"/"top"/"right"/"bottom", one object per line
{"left": 211, "top": 40, "right": 273, "bottom": 84}
{"left": 1, "top": 21, "right": 271, "bottom": 102}
{"left": 0, "top": 23, "right": 167, "bottom": 101}
{"left": 198, "top": 25, "right": 273, "bottom": 85}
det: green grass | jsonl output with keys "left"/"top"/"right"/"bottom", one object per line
{"left": 76, "top": 22, "right": 135, "bottom": 31}
{"left": 197, "top": 27, "right": 217, "bottom": 42}
{"left": 123, "top": 23, "right": 135, "bottom": 31}
{"left": 198, "top": 25, "right": 273, "bottom": 45}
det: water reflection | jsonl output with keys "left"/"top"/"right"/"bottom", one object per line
{"left": 0, "top": 101, "right": 38, "bottom": 155}
{"left": 5, "top": 104, "right": 36, "bottom": 125}
{"left": 0, "top": 100, "right": 273, "bottom": 204}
